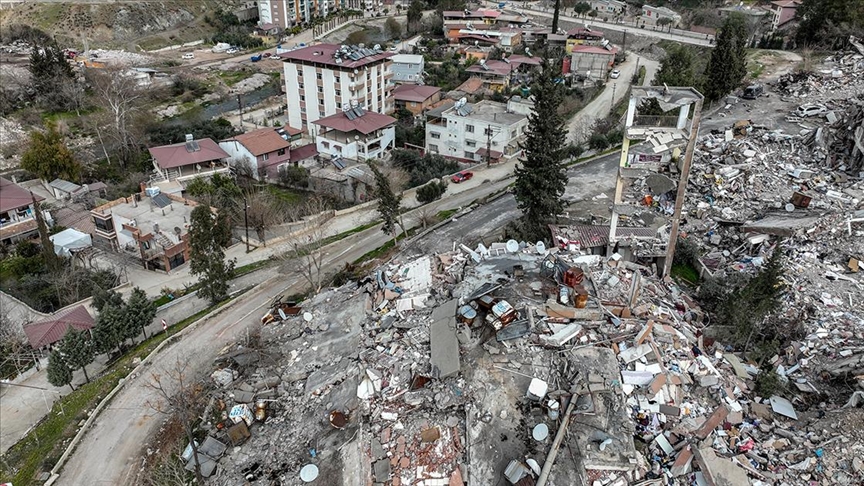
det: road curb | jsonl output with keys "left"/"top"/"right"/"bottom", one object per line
{"left": 45, "top": 279, "right": 276, "bottom": 484}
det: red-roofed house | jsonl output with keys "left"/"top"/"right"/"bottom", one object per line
{"left": 0, "top": 176, "right": 49, "bottom": 245}
{"left": 23, "top": 304, "right": 94, "bottom": 349}
{"left": 393, "top": 85, "right": 442, "bottom": 116}
{"left": 570, "top": 45, "right": 619, "bottom": 80}
{"left": 771, "top": 0, "right": 801, "bottom": 29}
{"left": 313, "top": 108, "right": 396, "bottom": 161}
{"left": 219, "top": 127, "right": 299, "bottom": 180}
{"left": 565, "top": 27, "right": 606, "bottom": 53}
{"left": 466, "top": 56, "right": 542, "bottom": 91}
{"left": 148, "top": 136, "right": 230, "bottom": 184}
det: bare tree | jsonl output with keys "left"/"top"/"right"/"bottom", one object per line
{"left": 416, "top": 205, "right": 439, "bottom": 230}
{"left": 144, "top": 358, "right": 207, "bottom": 484}
{"left": 240, "top": 190, "right": 288, "bottom": 247}
{"left": 283, "top": 196, "right": 332, "bottom": 294}
{"left": 87, "top": 67, "right": 145, "bottom": 167}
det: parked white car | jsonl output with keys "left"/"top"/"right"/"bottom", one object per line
{"left": 795, "top": 104, "right": 828, "bottom": 117}
{"left": 226, "top": 47, "right": 239, "bottom": 54}
{"left": 181, "top": 53, "right": 194, "bottom": 59}
{"left": 610, "top": 69, "right": 621, "bottom": 79}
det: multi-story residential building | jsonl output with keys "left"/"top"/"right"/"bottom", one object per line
{"left": 280, "top": 44, "right": 394, "bottom": 134}
{"left": 641, "top": 5, "right": 682, "bottom": 26}
{"left": 390, "top": 54, "right": 424, "bottom": 84}
{"left": 464, "top": 55, "right": 541, "bottom": 92}
{"left": 425, "top": 99, "right": 529, "bottom": 163}
{"left": 0, "top": 176, "right": 50, "bottom": 246}
{"left": 569, "top": 45, "right": 618, "bottom": 80}
{"left": 313, "top": 106, "right": 396, "bottom": 162}
{"left": 258, "top": 0, "right": 339, "bottom": 28}
{"left": 565, "top": 27, "right": 606, "bottom": 54}
{"left": 90, "top": 190, "right": 203, "bottom": 272}
{"left": 393, "top": 85, "right": 442, "bottom": 116}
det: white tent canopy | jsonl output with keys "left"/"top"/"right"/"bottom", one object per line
{"left": 50, "top": 228, "right": 92, "bottom": 257}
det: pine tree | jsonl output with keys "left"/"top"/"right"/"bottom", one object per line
{"left": 47, "top": 350, "right": 74, "bottom": 392}
{"left": 552, "top": 0, "right": 561, "bottom": 34}
{"left": 189, "top": 206, "right": 235, "bottom": 305}
{"left": 513, "top": 57, "right": 568, "bottom": 241}
{"left": 59, "top": 329, "right": 95, "bottom": 383}
{"left": 407, "top": 1, "right": 424, "bottom": 33}
{"left": 93, "top": 300, "right": 125, "bottom": 355}
{"left": 703, "top": 13, "right": 749, "bottom": 102}
{"left": 32, "top": 193, "right": 60, "bottom": 271}
{"left": 369, "top": 162, "right": 402, "bottom": 244}
{"left": 92, "top": 287, "right": 124, "bottom": 312}
{"left": 29, "top": 44, "right": 75, "bottom": 110}
{"left": 125, "top": 287, "right": 157, "bottom": 340}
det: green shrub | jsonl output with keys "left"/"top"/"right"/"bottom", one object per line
{"left": 416, "top": 180, "right": 447, "bottom": 204}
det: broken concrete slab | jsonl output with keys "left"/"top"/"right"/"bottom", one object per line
{"left": 694, "top": 447, "right": 750, "bottom": 486}
{"left": 539, "top": 323, "right": 583, "bottom": 347}
{"left": 723, "top": 354, "right": 750, "bottom": 380}
{"left": 430, "top": 317, "right": 460, "bottom": 379}
{"left": 695, "top": 406, "right": 729, "bottom": 440}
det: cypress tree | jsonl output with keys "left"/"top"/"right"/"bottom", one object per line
{"left": 47, "top": 350, "right": 74, "bottom": 392}
{"left": 59, "top": 329, "right": 95, "bottom": 383}
{"left": 703, "top": 13, "right": 749, "bottom": 102}
{"left": 189, "top": 206, "right": 235, "bottom": 305}
{"left": 513, "top": 57, "right": 568, "bottom": 241}
{"left": 370, "top": 161, "right": 402, "bottom": 244}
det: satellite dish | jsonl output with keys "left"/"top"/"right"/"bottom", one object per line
{"left": 303, "top": 312, "right": 313, "bottom": 322}
{"left": 506, "top": 239, "right": 519, "bottom": 253}
{"left": 535, "top": 241, "right": 546, "bottom": 254}
{"left": 299, "top": 464, "right": 319, "bottom": 482}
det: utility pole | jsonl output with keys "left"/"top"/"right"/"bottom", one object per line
{"left": 242, "top": 194, "right": 251, "bottom": 253}
{"left": 485, "top": 124, "right": 493, "bottom": 167}
{"left": 622, "top": 29, "right": 627, "bottom": 53}
{"left": 609, "top": 83, "right": 617, "bottom": 116}
{"left": 237, "top": 94, "right": 243, "bottom": 129}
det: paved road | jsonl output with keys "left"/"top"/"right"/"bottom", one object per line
{"left": 54, "top": 170, "right": 516, "bottom": 485}
{"left": 567, "top": 54, "right": 660, "bottom": 143}
{"left": 412, "top": 150, "right": 621, "bottom": 254}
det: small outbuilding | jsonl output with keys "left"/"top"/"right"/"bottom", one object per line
{"left": 23, "top": 305, "right": 95, "bottom": 349}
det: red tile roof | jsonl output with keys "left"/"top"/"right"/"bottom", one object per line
{"left": 148, "top": 138, "right": 229, "bottom": 169}
{"left": 290, "top": 143, "right": 318, "bottom": 162}
{"left": 24, "top": 304, "right": 95, "bottom": 349}
{"left": 279, "top": 44, "right": 393, "bottom": 69}
{"left": 0, "top": 177, "right": 43, "bottom": 214}
{"left": 393, "top": 84, "right": 441, "bottom": 103}
{"left": 455, "top": 77, "right": 485, "bottom": 94}
{"left": 313, "top": 110, "right": 396, "bottom": 135}
{"left": 475, "top": 147, "right": 503, "bottom": 159}
{"left": 467, "top": 60, "right": 512, "bottom": 76}
{"left": 229, "top": 128, "right": 292, "bottom": 156}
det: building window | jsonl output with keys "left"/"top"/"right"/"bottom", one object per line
{"left": 322, "top": 141, "right": 330, "bottom": 148}
{"left": 336, "top": 89, "right": 341, "bottom": 96}
{"left": 277, "top": 148, "right": 286, "bottom": 156}
{"left": 466, "top": 140, "right": 476, "bottom": 147}
{"left": 318, "top": 86, "right": 323, "bottom": 93}
{"left": 299, "top": 83, "right": 304, "bottom": 89}
{"left": 484, "top": 127, "right": 492, "bottom": 135}
{"left": 466, "top": 125, "right": 474, "bottom": 133}
{"left": 93, "top": 217, "right": 114, "bottom": 232}
{"left": 316, "top": 73, "right": 322, "bottom": 79}
{"left": 430, "top": 132, "right": 441, "bottom": 139}
{"left": 511, "top": 130, "right": 517, "bottom": 138}
{"left": 263, "top": 153, "right": 269, "bottom": 161}
{"left": 300, "top": 94, "right": 305, "bottom": 101}
{"left": 464, "top": 151, "right": 475, "bottom": 159}
{"left": 320, "top": 110, "right": 325, "bottom": 116}
{"left": 336, "top": 102, "right": 342, "bottom": 109}
{"left": 429, "top": 144, "right": 439, "bottom": 153}
{"left": 319, "top": 98, "right": 324, "bottom": 105}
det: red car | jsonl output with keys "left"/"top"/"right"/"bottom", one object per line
{"left": 451, "top": 170, "right": 473, "bottom": 183}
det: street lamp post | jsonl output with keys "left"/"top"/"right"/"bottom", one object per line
{"left": 242, "top": 195, "right": 251, "bottom": 253}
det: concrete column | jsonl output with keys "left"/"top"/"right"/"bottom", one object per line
{"left": 677, "top": 103, "right": 690, "bottom": 129}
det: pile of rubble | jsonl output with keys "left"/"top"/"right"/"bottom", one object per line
{"left": 164, "top": 226, "right": 863, "bottom": 485}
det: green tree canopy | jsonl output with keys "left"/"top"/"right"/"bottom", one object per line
{"left": 796, "top": 0, "right": 864, "bottom": 48}
{"left": 29, "top": 43, "right": 75, "bottom": 110}
{"left": 369, "top": 162, "right": 402, "bottom": 240}
{"left": 513, "top": 57, "right": 569, "bottom": 240}
{"left": 653, "top": 44, "right": 698, "bottom": 88}
{"left": 407, "top": 1, "right": 424, "bottom": 33}
{"left": 125, "top": 287, "right": 157, "bottom": 341}
{"left": 20, "top": 123, "right": 81, "bottom": 182}
{"left": 703, "top": 13, "right": 749, "bottom": 102}
{"left": 93, "top": 299, "right": 126, "bottom": 355}
{"left": 47, "top": 351, "right": 74, "bottom": 391}
{"left": 59, "top": 329, "right": 95, "bottom": 383}
{"left": 189, "top": 206, "right": 235, "bottom": 305}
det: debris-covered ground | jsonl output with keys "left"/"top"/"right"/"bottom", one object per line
{"left": 148, "top": 42, "right": 864, "bottom": 486}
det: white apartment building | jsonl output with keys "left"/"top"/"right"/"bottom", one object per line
{"left": 258, "top": 0, "right": 339, "bottom": 28}
{"left": 425, "top": 99, "right": 529, "bottom": 163}
{"left": 280, "top": 44, "right": 394, "bottom": 134}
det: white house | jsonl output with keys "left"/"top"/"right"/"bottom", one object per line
{"left": 313, "top": 106, "right": 396, "bottom": 162}
{"left": 641, "top": 5, "right": 682, "bottom": 26}
{"left": 425, "top": 99, "right": 529, "bottom": 163}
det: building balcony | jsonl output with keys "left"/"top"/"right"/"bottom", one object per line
{"left": 632, "top": 115, "right": 680, "bottom": 128}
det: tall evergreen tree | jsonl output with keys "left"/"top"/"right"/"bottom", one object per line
{"left": 59, "top": 329, "right": 95, "bottom": 383}
{"left": 93, "top": 300, "right": 126, "bottom": 355}
{"left": 369, "top": 162, "right": 402, "bottom": 243}
{"left": 513, "top": 57, "right": 568, "bottom": 241}
{"left": 796, "top": 0, "right": 864, "bottom": 48}
{"left": 29, "top": 44, "right": 75, "bottom": 110}
{"left": 703, "top": 13, "right": 749, "bottom": 102}
{"left": 92, "top": 287, "right": 124, "bottom": 312}
{"left": 552, "top": 0, "right": 561, "bottom": 33}
{"left": 47, "top": 350, "right": 74, "bottom": 392}
{"left": 407, "top": 1, "right": 424, "bottom": 34}
{"left": 189, "top": 206, "right": 235, "bottom": 305}
{"left": 125, "top": 287, "right": 157, "bottom": 340}
{"left": 32, "top": 192, "right": 61, "bottom": 271}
